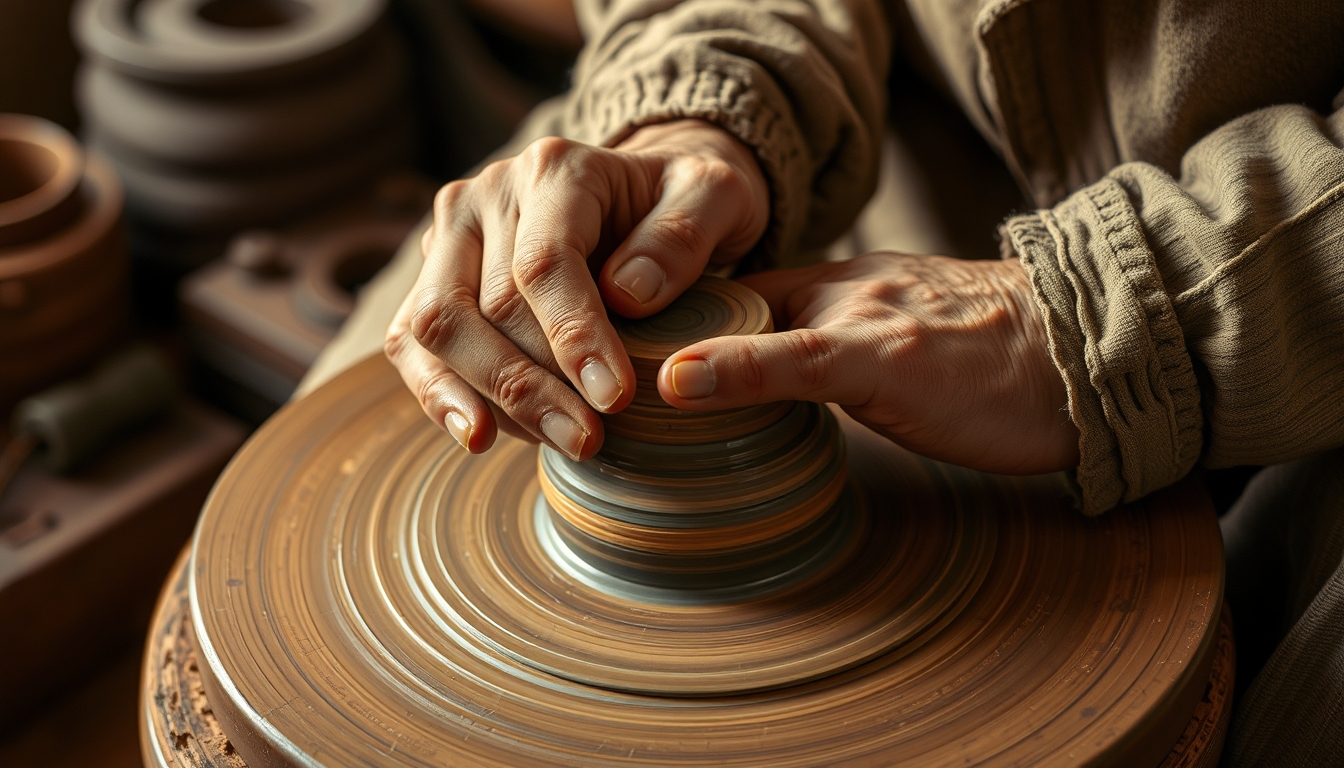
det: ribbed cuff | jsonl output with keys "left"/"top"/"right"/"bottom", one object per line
{"left": 1002, "top": 178, "right": 1203, "bottom": 514}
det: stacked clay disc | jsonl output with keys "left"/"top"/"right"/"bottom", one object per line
{"left": 0, "top": 114, "right": 126, "bottom": 410}
{"left": 541, "top": 277, "right": 848, "bottom": 594}
{"left": 73, "top": 0, "right": 411, "bottom": 233}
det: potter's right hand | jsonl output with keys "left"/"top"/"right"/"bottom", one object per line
{"left": 384, "top": 120, "right": 770, "bottom": 460}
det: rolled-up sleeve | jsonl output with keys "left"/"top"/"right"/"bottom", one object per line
{"left": 1006, "top": 102, "right": 1344, "bottom": 514}
{"left": 564, "top": 0, "right": 891, "bottom": 264}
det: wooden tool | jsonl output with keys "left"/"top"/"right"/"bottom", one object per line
{"left": 174, "top": 277, "right": 1229, "bottom": 766}
{"left": 0, "top": 344, "right": 177, "bottom": 515}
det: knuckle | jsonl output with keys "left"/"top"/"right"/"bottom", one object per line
{"left": 478, "top": 287, "right": 526, "bottom": 326}
{"left": 488, "top": 360, "right": 538, "bottom": 412}
{"left": 383, "top": 323, "right": 409, "bottom": 361}
{"left": 648, "top": 211, "right": 710, "bottom": 256}
{"left": 784, "top": 329, "right": 838, "bottom": 393}
{"left": 513, "top": 242, "right": 577, "bottom": 293}
{"left": 475, "top": 158, "right": 508, "bottom": 186}
{"left": 700, "top": 157, "right": 744, "bottom": 194}
{"left": 418, "top": 225, "right": 434, "bottom": 258}
{"left": 433, "top": 180, "right": 469, "bottom": 218}
{"left": 415, "top": 371, "right": 455, "bottom": 414}
{"left": 409, "top": 289, "right": 472, "bottom": 353}
{"left": 522, "top": 136, "right": 576, "bottom": 174}
{"left": 546, "top": 313, "right": 592, "bottom": 354}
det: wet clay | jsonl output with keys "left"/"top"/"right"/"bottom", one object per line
{"left": 183, "top": 278, "right": 1230, "bottom": 766}
{"left": 140, "top": 557, "right": 1235, "bottom": 767}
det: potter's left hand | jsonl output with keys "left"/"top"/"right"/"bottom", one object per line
{"left": 657, "top": 253, "right": 1080, "bottom": 475}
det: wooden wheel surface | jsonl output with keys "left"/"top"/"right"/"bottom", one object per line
{"left": 187, "top": 352, "right": 1224, "bottom": 766}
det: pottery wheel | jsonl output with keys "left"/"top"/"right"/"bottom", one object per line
{"left": 188, "top": 278, "right": 1224, "bottom": 766}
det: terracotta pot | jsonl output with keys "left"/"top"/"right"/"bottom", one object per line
{"left": 75, "top": 27, "right": 406, "bottom": 170}
{"left": 73, "top": 0, "right": 386, "bottom": 88}
{"left": 0, "top": 114, "right": 127, "bottom": 412}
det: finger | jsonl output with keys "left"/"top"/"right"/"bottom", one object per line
{"left": 489, "top": 402, "right": 537, "bottom": 444}
{"left": 735, "top": 262, "right": 841, "bottom": 328}
{"left": 511, "top": 157, "right": 635, "bottom": 414}
{"left": 413, "top": 213, "right": 602, "bottom": 460}
{"left": 477, "top": 204, "right": 562, "bottom": 376}
{"left": 599, "top": 158, "right": 759, "bottom": 319}
{"left": 384, "top": 296, "right": 496, "bottom": 453}
{"left": 656, "top": 325, "right": 879, "bottom": 410}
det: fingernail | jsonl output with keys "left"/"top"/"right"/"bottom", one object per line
{"left": 445, "top": 411, "right": 471, "bottom": 449}
{"left": 540, "top": 411, "right": 588, "bottom": 460}
{"left": 612, "top": 256, "right": 664, "bottom": 305}
{"left": 580, "top": 360, "right": 623, "bottom": 411}
{"left": 671, "top": 360, "right": 715, "bottom": 399}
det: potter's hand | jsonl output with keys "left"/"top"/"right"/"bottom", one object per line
{"left": 658, "top": 253, "right": 1079, "bottom": 474}
{"left": 385, "top": 120, "right": 769, "bottom": 459}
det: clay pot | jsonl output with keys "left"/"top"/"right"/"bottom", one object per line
{"left": 0, "top": 114, "right": 127, "bottom": 412}
{"left": 73, "top": 0, "right": 411, "bottom": 234}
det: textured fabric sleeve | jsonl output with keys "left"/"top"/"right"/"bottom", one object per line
{"left": 564, "top": 0, "right": 891, "bottom": 266}
{"left": 1004, "top": 102, "right": 1344, "bottom": 514}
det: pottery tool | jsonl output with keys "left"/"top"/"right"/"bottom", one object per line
{"left": 0, "top": 345, "right": 176, "bottom": 501}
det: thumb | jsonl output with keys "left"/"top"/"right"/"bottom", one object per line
{"left": 656, "top": 327, "right": 876, "bottom": 410}
{"left": 599, "top": 156, "right": 766, "bottom": 318}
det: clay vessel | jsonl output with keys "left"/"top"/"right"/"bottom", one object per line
{"left": 0, "top": 114, "right": 127, "bottom": 412}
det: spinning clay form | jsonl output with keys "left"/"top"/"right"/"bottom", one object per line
{"left": 176, "top": 277, "right": 1229, "bottom": 766}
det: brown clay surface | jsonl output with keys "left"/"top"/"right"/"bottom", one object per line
{"left": 146, "top": 551, "right": 1236, "bottom": 768}
{"left": 186, "top": 350, "right": 1225, "bottom": 766}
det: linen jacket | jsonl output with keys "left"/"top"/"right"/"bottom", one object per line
{"left": 553, "top": 0, "right": 1344, "bottom": 514}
